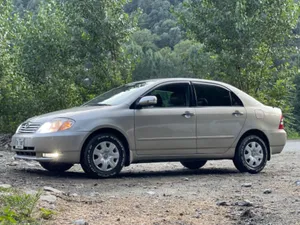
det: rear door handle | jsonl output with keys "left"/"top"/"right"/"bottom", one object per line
{"left": 232, "top": 110, "right": 244, "bottom": 117}
{"left": 182, "top": 111, "right": 195, "bottom": 118}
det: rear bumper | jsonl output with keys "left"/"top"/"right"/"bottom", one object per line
{"left": 270, "top": 146, "right": 285, "bottom": 155}
{"left": 266, "top": 129, "right": 287, "bottom": 155}
{"left": 11, "top": 131, "right": 89, "bottom": 163}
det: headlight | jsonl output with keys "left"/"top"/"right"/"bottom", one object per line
{"left": 37, "top": 118, "right": 75, "bottom": 133}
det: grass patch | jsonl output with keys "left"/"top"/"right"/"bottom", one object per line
{"left": 287, "top": 130, "right": 300, "bottom": 139}
{"left": 0, "top": 188, "right": 55, "bottom": 224}
{"left": 39, "top": 208, "right": 55, "bottom": 220}
{"left": 0, "top": 187, "right": 12, "bottom": 193}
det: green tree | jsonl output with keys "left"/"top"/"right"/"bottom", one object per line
{"left": 131, "top": 29, "right": 160, "bottom": 52}
{"left": 126, "top": 0, "right": 185, "bottom": 49}
{"left": 0, "top": 0, "right": 37, "bottom": 132}
{"left": 178, "top": 0, "right": 300, "bottom": 129}
{"left": 293, "top": 73, "right": 300, "bottom": 132}
{"left": 0, "top": 0, "right": 136, "bottom": 133}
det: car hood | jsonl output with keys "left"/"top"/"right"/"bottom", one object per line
{"left": 27, "top": 106, "right": 115, "bottom": 123}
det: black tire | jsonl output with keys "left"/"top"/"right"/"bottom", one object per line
{"left": 180, "top": 160, "right": 207, "bottom": 170}
{"left": 39, "top": 162, "right": 73, "bottom": 173}
{"left": 81, "top": 133, "right": 125, "bottom": 178}
{"left": 233, "top": 135, "right": 267, "bottom": 174}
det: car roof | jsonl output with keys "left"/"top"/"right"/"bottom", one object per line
{"left": 131, "top": 78, "right": 230, "bottom": 87}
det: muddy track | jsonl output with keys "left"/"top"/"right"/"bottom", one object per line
{"left": 0, "top": 141, "right": 299, "bottom": 225}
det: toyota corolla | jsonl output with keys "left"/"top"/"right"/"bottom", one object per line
{"left": 11, "top": 78, "right": 287, "bottom": 178}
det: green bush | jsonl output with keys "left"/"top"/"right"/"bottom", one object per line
{"left": 0, "top": 189, "right": 41, "bottom": 224}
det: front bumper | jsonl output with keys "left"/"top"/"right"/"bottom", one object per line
{"left": 11, "top": 131, "right": 89, "bottom": 163}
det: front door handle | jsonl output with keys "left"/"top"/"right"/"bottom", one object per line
{"left": 232, "top": 110, "right": 244, "bottom": 117}
{"left": 182, "top": 111, "right": 195, "bottom": 118}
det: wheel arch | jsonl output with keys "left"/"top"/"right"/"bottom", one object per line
{"left": 236, "top": 129, "right": 271, "bottom": 160}
{"left": 80, "top": 127, "right": 131, "bottom": 166}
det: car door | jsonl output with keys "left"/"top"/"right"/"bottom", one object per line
{"left": 134, "top": 82, "right": 196, "bottom": 156}
{"left": 192, "top": 82, "right": 246, "bottom": 154}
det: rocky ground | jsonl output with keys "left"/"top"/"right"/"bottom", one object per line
{"left": 0, "top": 141, "right": 299, "bottom": 225}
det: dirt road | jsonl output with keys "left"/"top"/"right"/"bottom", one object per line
{"left": 0, "top": 141, "right": 299, "bottom": 225}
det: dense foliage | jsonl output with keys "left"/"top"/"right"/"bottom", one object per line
{"left": 1, "top": 0, "right": 300, "bottom": 135}
{"left": 0, "top": 0, "right": 135, "bottom": 132}
{"left": 178, "top": 0, "right": 300, "bottom": 130}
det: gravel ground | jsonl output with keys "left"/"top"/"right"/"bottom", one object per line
{"left": 0, "top": 141, "right": 299, "bottom": 225}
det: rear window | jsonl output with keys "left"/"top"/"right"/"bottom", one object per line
{"left": 228, "top": 85, "right": 263, "bottom": 107}
{"left": 231, "top": 92, "right": 244, "bottom": 106}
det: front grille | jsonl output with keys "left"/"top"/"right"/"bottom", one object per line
{"left": 16, "top": 151, "right": 36, "bottom": 157}
{"left": 18, "top": 122, "right": 41, "bottom": 133}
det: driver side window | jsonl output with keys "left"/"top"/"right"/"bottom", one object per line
{"left": 147, "top": 83, "right": 190, "bottom": 108}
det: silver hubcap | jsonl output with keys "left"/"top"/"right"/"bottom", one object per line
{"left": 244, "top": 141, "right": 264, "bottom": 168}
{"left": 93, "top": 141, "right": 119, "bottom": 171}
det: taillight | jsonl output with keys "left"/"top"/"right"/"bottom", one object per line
{"left": 279, "top": 115, "right": 284, "bottom": 129}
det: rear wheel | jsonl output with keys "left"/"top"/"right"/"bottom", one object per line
{"left": 233, "top": 135, "right": 267, "bottom": 174}
{"left": 81, "top": 133, "right": 125, "bottom": 178}
{"left": 39, "top": 162, "right": 73, "bottom": 173}
{"left": 180, "top": 160, "right": 207, "bottom": 170}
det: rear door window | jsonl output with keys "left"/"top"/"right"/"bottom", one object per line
{"left": 193, "top": 83, "right": 232, "bottom": 107}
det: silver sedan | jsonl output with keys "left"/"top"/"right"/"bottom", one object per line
{"left": 11, "top": 78, "right": 287, "bottom": 178}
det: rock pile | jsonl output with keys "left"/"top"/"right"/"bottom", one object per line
{"left": 0, "top": 134, "right": 12, "bottom": 150}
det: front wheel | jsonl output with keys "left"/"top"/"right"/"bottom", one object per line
{"left": 233, "top": 135, "right": 268, "bottom": 174}
{"left": 81, "top": 133, "right": 125, "bottom": 178}
{"left": 39, "top": 162, "right": 73, "bottom": 173}
{"left": 180, "top": 160, "right": 207, "bottom": 170}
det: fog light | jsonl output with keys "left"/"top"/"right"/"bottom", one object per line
{"left": 43, "top": 153, "right": 60, "bottom": 158}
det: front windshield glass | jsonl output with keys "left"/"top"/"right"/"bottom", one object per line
{"left": 83, "top": 81, "right": 153, "bottom": 106}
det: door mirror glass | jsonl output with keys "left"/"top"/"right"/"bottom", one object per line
{"left": 138, "top": 96, "right": 157, "bottom": 106}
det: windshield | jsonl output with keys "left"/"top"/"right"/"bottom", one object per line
{"left": 83, "top": 81, "right": 153, "bottom": 106}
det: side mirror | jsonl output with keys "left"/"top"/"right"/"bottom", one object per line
{"left": 137, "top": 96, "right": 157, "bottom": 107}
